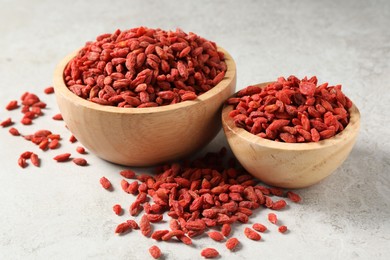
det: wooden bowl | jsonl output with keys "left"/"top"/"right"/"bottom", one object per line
{"left": 53, "top": 47, "right": 236, "bottom": 166}
{"left": 222, "top": 82, "right": 360, "bottom": 188}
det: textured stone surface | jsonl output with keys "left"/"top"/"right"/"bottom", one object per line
{"left": 0, "top": 0, "right": 389, "bottom": 259}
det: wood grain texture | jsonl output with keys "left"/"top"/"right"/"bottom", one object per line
{"left": 54, "top": 48, "right": 236, "bottom": 166}
{"left": 222, "top": 83, "right": 361, "bottom": 188}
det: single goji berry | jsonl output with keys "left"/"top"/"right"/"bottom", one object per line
{"left": 225, "top": 237, "right": 239, "bottom": 251}
{"left": 268, "top": 213, "right": 278, "bottom": 224}
{"left": 113, "top": 204, "right": 122, "bottom": 215}
{"left": 278, "top": 225, "right": 288, "bottom": 233}
{"left": 201, "top": 248, "right": 219, "bottom": 258}
{"left": 148, "top": 245, "right": 162, "bottom": 259}
{"left": 99, "top": 176, "right": 111, "bottom": 190}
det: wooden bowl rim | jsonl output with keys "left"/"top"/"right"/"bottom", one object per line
{"left": 222, "top": 82, "right": 361, "bottom": 151}
{"left": 54, "top": 47, "right": 236, "bottom": 114}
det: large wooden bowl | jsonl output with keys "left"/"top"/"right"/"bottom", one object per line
{"left": 222, "top": 82, "right": 360, "bottom": 188}
{"left": 54, "top": 47, "right": 236, "bottom": 166}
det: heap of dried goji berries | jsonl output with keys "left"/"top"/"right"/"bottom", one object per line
{"left": 107, "top": 148, "right": 301, "bottom": 258}
{"left": 64, "top": 27, "right": 227, "bottom": 107}
{"left": 227, "top": 75, "right": 352, "bottom": 142}
{"left": 1, "top": 88, "right": 89, "bottom": 168}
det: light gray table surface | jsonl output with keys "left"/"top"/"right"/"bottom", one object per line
{"left": 0, "top": 0, "right": 389, "bottom": 259}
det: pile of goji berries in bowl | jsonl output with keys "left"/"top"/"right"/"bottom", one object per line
{"left": 222, "top": 75, "right": 360, "bottom": 188}
{"left": 53, "top": 27, "right": 236, "bottom": 166}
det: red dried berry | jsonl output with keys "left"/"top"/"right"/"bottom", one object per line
{"left": 99, "top": 176, "right": 111, "bottom": 190}
{"left": 6, "top": 100, "right": 18, "bottom": 110}
{"left": 278, "top": 225, "right": 288, "bottom": 233}
{"left": 244, "top": 227, "right": 261, "bottom": 241}
{"left": 268, "top": 213, "right": 278, "bottom": 224}
{"left": 76, "top": 146, "right": 86, "bottom": 154}
{"left": 120, "top": 169, "right": 136, "bottom": 179}
{"left": 115, "top": 222, "right": 131, "bottom": 234}
{"left": 252, "top": 223, "right": 267, "bottom": 232}
{"left": 151, "top": 230, "right": 169, "bottom": 241}
{"left": 53, "top": 153, "right": 71, "bottom": 162}
{"left": 1, "top": 118, "right": 13, "bottom": 127}
{"left": 225, "top": 237, "right": 239, "bottom": 251}
{"left": 18, "top": 157, "right": 27, "bottom": 168}
{"left": 48, "top": 139, "right": 59, "bottom": 149}
{"left": 20, "top": 151, "right": 33, "bottom": 159}
{"left": 148, "top": 245, "right": 162, "bottom": 259}
{"left": 72, "top": 158, "right": 87, "bottom": 166}
{"left": 140, "top": 214, "right": 152, "bottom": 237}
{"left": 286, "top": 191, "right": 302, "bottom": 203}
{"left": 52, "top": 113, "right": 63, "bottom": 120}
{"left": 44, "top": 86, "right": 54, "bottom": 94}
{"left": 207, "top": 231, "right": 224, "bottom": 242}
{"left": 221, "top": 223, "right": 231, "bottom": 237}
{"left": 271, "top": 199, "right": 287, "bottom": 210}
{"left": 30, "top": 153, "right": 40, "bottom": 167}
{"left": 21, "top": 117, "right": 32, "bottom": 125}
{"left": 113, "top": 204, "right": 122, "bottom": 215}
{"left": 201, "top": 248, "right": 219, "bottom": 258}
{"left": 69, "top": 135, "right": 77, "bottom": 143}
{"left": 8, "top": 127, "right": 20, "bottom": 136}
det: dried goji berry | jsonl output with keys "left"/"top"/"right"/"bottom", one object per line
{"left": 72, "top": 158, "right": 87, "bottom": 166}
{"left": 148, "top": 245, "right": 162, "bottom": 259}
{"left": 225, "top": 237, "right": 239, "bottom": 251}
{"left": 140, "top": 214, "right": 152, "bottom": 237}
{"left": 120, "top": 169, "right": 136, "bottom": 179}
{"left": 6, "top": 100, "right": 18, "bottom": 110}
{"left": 53, "top": 153, "right": 71, "bottom": 162}
{"left": 252, "top": 223, "right": 267, "bottom": 232}
{"left": 115, "top": 222, "right": 131, "bottom": 234}
{"left": 207, "top": 231, "right": 224, "bottom": 241}
{"left": 113, "top": 204, "right": 122, "bottom": 215}
{"left": 244, "top": 227, "right": 261, "bottom": 241}
{"left": 278, "top": 225, "right": 288, "bottom": 233}
{"left": 99, "top": 176, "right": 111, "bottom": 190}
{"left": 1, "top": 118, "right": 13, "bottom": 127}
{"left": 30, "top": 153, "right": 40, "bottom": 167}
{"left": 201, "top": 248, "right": 219, "bottom": 258}
{"left": 8, "top": 127, "right": 20, "bottom": 136}
{"left": 286, "top": 191, "right": 302, "bottom": 203}
{"left": 268, "top": 213, "right": 278, "bottom": 224}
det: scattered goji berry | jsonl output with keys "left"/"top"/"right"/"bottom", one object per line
{"left": 226, "top": 237, "right": 240, "bottom": 251}
{"left": 6, "top": 100, "right": 18, "bottom": 110}
{"left": 53, "top": 153, "right": 71, "bottom": 162}
{"left": 99, "top": 176, "right": 111, "bottom": 190}
{"left": 115, "top": 222, "right": 131, "bottom": 234}
{"left": 278, "top": 225, "right": 288, "bottom": 233}
{"left": 252, "top": 223, "right": 267, "bottom": 232}
{"left": 268, "top": 213, "right": 278, "bottom": 224}
{"left": 9, "top": 127, "right": 20, "bottom": 136}
{"left": 30, "top": 153, "right": 40, "bottom": 167}
{"left": 113, "top": 204, "right": 122, "bottom": 215}
{"left": 52, "top": 113, "right": 63, "bottom": 120}
{"left": 1, "top": 118, "right": 13, "bottom": 127}
{"left": 286, "top": 191, "right": 302, "bottom": 203}
{"left": 73, "top": 158, "right": 87, "bottom": 166}
{"left": 120, "top": 169, "right": 136, "bottom": 179}
{"left": 207, "top": 231, "right": 224, "bottom": 242}
{"left": 244, "top": 227, "right": 261, "bottom": 241}
{"left": 148, "top": 245, "right": 162, "bottom": 259}
{"left": 201, "top": 248, "right": 219, "bottom": 258}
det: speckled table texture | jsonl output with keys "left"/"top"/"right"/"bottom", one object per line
{"left": 0, "top": 0, "right": 389, "bottom": 259}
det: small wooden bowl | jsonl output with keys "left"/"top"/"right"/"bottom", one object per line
{"left": 54, "top": 47, "right": 236, "bottom": 166}
{"left": 222, "top": 82, "right": 360, "bottom": 188}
